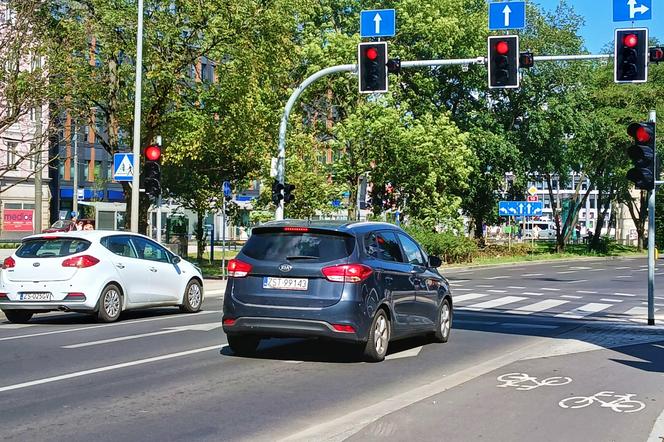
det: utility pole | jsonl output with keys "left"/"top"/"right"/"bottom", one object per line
{"left": 130, "top": 0, "right": 144, "bottom": 232}
{"left": 72, "top": 121, "right": 78, "bottom": 215}
{"left": 647, "top": 109, "right": 656, "bottom": 326}
{"left": 33, "top": 105, "right": 42, "bottom": 234}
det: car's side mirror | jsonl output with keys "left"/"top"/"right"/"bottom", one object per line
{"left": 428, "top": 256, "right": 442, "bottom": 268}
{"left": 171, "top": 254, "right": 181, "bottom": 264}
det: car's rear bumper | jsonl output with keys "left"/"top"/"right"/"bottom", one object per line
{"left": 223, "top": 316, "right": 361, "bottom": 342}
{"left": 0, "top": 300, "right": 95, "bottom": 313}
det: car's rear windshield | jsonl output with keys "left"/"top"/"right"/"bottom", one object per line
{"left": 242, "top": 230, "right": 355, "bottom": 263}
{"left": 16, "top": 238, "right": 91, "bottom": 258}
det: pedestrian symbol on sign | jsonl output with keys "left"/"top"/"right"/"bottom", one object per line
{"left": 113, "top": 153, "right": 135, "bottom": 182}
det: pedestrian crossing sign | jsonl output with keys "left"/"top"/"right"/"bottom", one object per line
{"left": 113, "top": 153, "right": 134, "bottom": 182}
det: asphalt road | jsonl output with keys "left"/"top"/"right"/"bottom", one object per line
{"left": 1, "top": 257, "right": 663, "bottom": 442}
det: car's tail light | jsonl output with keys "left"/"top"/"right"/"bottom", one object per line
{"left": 223, "top": 318, "right": 236, "bottom": 326}
{"left": 227, "top": 259, "right": 252, "bottom": 278}
{"left": 62, "top": 255, "right": 100, "bottom": 268}
{"left": 332, "top": 324, "right": 356, "bottom": 333}
{"left": 284, "top": 226, "right": 309, "bottom": 232}
{"left": 322, "top": 264, "right": 373, "bottom": 283}
{"left": 0, "top": 293, "right": 8, "bottom": 300}
{"left": 2, "top": 257, "right": 15, "bottom": 269}
{"left": 65, "top": 292, "right": 86, "bottom": 301}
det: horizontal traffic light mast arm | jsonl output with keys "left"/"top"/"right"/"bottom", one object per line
{"left": 534, "top": 54, "right": 611, "bottom": 62}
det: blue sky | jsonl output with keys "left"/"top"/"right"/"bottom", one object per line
{"left": 534, "top": 0, "right": 663, "bottom": 53}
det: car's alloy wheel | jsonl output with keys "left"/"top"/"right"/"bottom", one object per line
{"left": 180, "top": 280, "right": 202, "bottom": 313}
{"left": 97, "top": 285, "right": 122, "bottom": 323}
{"left": 432, "top": 298, "right": 452, "bottom": 343}
{"left": 363, "top": 310, "right": 390, "bottom": 362}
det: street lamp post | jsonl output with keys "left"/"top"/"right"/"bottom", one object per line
{"left": 130, "top": 0, "right": 144, "bottom": 232}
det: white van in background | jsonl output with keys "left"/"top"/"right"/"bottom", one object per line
{"left": 523, "top": 221, "right": 556, "bottom": 240}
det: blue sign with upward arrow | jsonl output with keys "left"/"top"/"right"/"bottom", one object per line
{"left": 360, "top": 9, "right": 396, "bottom": 38}
{"left": 498, "top": 201, "right": 543, "bottom": 217}
{"left": 613, "top": 0, "right": 651, "bottom": 21}
{"left": 489, "top": 1, "right": 526, "bottom": 30}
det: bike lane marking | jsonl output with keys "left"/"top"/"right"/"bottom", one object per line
{"left": 559, "top": 391, "right": 646, "bottom": 413}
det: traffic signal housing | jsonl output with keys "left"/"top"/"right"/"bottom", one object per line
{"left": 626, "top": 122, "right": 656, "bottom": 190}
{"left": 143, "top": 144, "right": 162, "bottom": 199}
{"left": 614, "top": 28, "right": 648, "bottom": 83}
{"left": 488, "top": 35, "right": 519, "bottom": 89}
{"left": 358, "top": 42, "right": 388, "bottom": 94}
{"left": 283, "top": 183, "right": 295, "bottom": 204}
{"left": 271, "top": 180, "right": 284, "bottom": 205}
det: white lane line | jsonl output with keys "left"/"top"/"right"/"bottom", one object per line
{"left": 0, "top": 323, "right": 34, "bottom": 329}
{"left": 557, "top": 271, "right": 577, "bottom": 274}
{"left": 464, "top": 296, "right": 527, "bottom": 311}
{"left": 522, "top": 292, "right": 544, "bottom": 296}
{"left": 588, "top": 268, "right": 606, "bottom": 272}
{"left": 615, "top": 276, "right": 632, "bottom": 279}
{"left": 601, "top": 298, "right": 624, "bottom": 303}
{"left": 551, "top": 265, "right": 568, "bottom": 268}
{"left": 540, "top": 288, "right": 561, "bottom": 291}
{"left": 613, "top": 292, "right": 637, "bottom": 297}
{"left": 453, "top": 293, "right": 490, "bottom": 303}
{"left": 487, "top": 289, "right": 507, "bottom": 293}
{"left": 565, "top": 279, "right": 588, "bottom": 284}
{"left": 561, "top": 295, "right": 582, "bottom": 299}
{"left": 507, "top": 286, "right": 526, "bottom": 289}
{"left": 506, "top": 299, "right": 569, "bottom": 315}
{"left": 555, "top": 303, "right": 612, "bottom": 319}
{"left": 635, "top": 268, "right": 648, "bottom": 272}
{"left": 569, "top": 266, "right": 592, "bottom": 270}
{"left": 0, "top": 310, "right": 222, "bottom": 342}
{"left": 625, "top": 306, "right": 659, "bottom": 315}
{"left": 522, "top": 273, "right": 543, "bottom": 277}
{"left": 476, "top": 284, "right": 494, "bottom": 288}
{"left": 451, "top": 279, "right": 471, "bottom": 283}
{"left": 453, "top": 288, "right": 472, "bottom": 292}
{"left": 0, "top": 345, "right": 221, "bottom": 393}
{"left": 486, "top": 276, "right": 509, "bottom": 280}
{"left": 385, "top": 346, "right": 424, "bottom": 361}
{"left": 614, "top": 266, "right": 631, "bottom": 270}
{"left": 576, "top": 290, "right": 597, "bottom": 294}
{"left": 453, "top": 319, "right": 499, "bottom": 326}
{"left": 501, "top": 323, "right": 559, "bottom": 330}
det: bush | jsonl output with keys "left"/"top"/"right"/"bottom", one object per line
{"left": 476, "top": 243, "right": 534, "bottom": 259}
{"left": 405, "top": 227, "right": 478, "bottom": 264}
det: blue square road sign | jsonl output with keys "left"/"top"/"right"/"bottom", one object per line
{"left": 613, "top": 0, "right": 651, "bottom": 22}
{"left": 489, "top": 1, "right": 526, "bottom": 30}
{"left": 360, "top": 9, "right": 396, "bottom": 38}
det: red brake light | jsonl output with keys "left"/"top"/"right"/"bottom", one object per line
{"left": 283, "top": 227, "right": 309, "bottom": 232}
{"left": 223, "top": 318, "right": 236, "bottom": 326}
{"left": 322, "top": 264, "right": 373, "bottom": 283}
{"left": 227, "top": 259, "right": 252, "bottom": 278}
{"left": 3, "top": 257, "right": 15, "bottom": 269}
{"left": 623, "top": 34, "right": 638, "bottom": 48}
{"left": 62, "top": 255, "right": 100, "bottom": 268}
{"left": 495, "top": 41, "right": 509, "bottom": 55}
{"left": 65, "top": 292, "right": 87, "bottom": 300}
{"left": 332, "top": 324, "right": 356, "bottom": 333}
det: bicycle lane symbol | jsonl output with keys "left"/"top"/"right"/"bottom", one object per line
{"left": 559, "top": 391, "right": 646, "bottom": 413}
{"left": 496, "top": 372, "right": 573, "bottom": 391}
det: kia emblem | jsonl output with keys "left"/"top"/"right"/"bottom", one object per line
{"left": 33, "top": 262, "right": 40, "bottom": 267}
{"left": 279, "top": 264, "right": 292, "bottom": 273}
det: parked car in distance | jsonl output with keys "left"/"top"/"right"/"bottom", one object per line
{"left": 222, "top": 220, "right": 452, "bottom": 362}
{"left": 42, "top": 218, "right": 96, "bottom": 233}
{"left": 0, "top": 231, "right": 204, "bottom": 323}
{"left": 523, "top": 221, "right": 556, "bottom": 240}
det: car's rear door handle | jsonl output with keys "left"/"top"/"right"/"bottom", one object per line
{"left": 116, "top": 263, "right": 125, "bottom": 269}
{"left": 149, "top": 267, "right": 157, "bottom": 272}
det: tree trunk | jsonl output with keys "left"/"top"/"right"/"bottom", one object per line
{"left": 196, "top": 211, "right": 205, "bottom": 263}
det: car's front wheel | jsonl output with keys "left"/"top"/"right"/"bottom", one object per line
{"left": 363, "top": 309, "right": 390, "bottom": 362}
{"left": 97, "top": 284, "right": 122, "bottom": 323}
{"left": 3, "top": 310, "right": 34, "bottom": 324}
{"left": 179, "top": 279, "right": 202, "bottom": 313}
{"left": 227, "top": 334, "right": 260, "bottom": 356}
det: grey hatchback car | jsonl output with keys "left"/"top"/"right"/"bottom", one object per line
{"left": 222, "top": 220, "right": 453, "bottom": 361}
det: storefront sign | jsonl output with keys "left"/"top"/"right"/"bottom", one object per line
{"left": 3, "top": 209, "right": 34, "bottom": 232}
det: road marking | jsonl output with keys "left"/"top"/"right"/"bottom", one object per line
{"left": 540, "top": 288, "right": 561, "bottom": 291}
{"left": 565, "top": 279, "right": 587, "bottom": 284}
{"left": 486, "top": 276, "right": 509, "bottom": 280}
{"left": 0, "top": 323, "right": 34, "bottom": 329}
{"left": 601, "top": 298, "right": 624, "bottom": 303}
{"left": 0, "top": 310, "right": 222, "bottom": 342}
{"left": 588, "top": 268, "right": 606, "bottom": 272}
{"left": 613, "top": 292, "right": 637, "bottom": 297}
{"left": 487, "top": 289, "right": 508, "bottom": 293}
{"left": 453, "top": 293, "right": 490, "bottom": 303}
{"left": 206, "top": 289, "right": 225, "bottom": 295}
{"left": 615, "top": 276, "right": 633, "bottom": 279}
{"left": 614, "top": 266, "right": 631, "bottom": 270}
{"left": 464, "top": 296, "right": 527, "bottom": 311}
{"left": 555, "top": 303, "right": 611, "bottom": 319}
{"left": 635, "top": 268, "right": 648, "bottom": 272}
{"left": 497, "top": 372, "right": 572, "bottom": 390}
{"left": 552, "top": 265, "right": 568, "bottom": 268}
{"left": 453, "top": 319, "right": 498, "bottom": 326}
{"left": 522, "top": 292, "right": 544, "bottom": 296}
{"left": 522, "top": 273, "right": 543, "bottom": 277}
{"left": 559, "top": 392, "right": 645, "bottom": 413}
{"left": 557, "top": 271, "right": 577, "bottom": 274}
{"left": 561, "top": 295, "right": 582, "bottom": 299}
{"left": 624, "top": 306, "right": 658, "bottom": 315}
{"left": 576, "top": 290, "right": 597, "bottom": 294}
{"left": 0, "top": 345, "right": 221, "bottom": 393}
{"left": 507, "top": 286, "right": 525, "bottom": 289}
{"left": 500, "top": 323, "right": 559, "bottom": 330}
{"left": 505, "top": 299, "right": 569, "bottom": 315}
{"left": 62, "top": 322, "right": 222, "bottom": 349}
{"left": 453, "top": 288, "right": 472, "bottom": 291}
{"left": 476, "top": 284, "right": 494, "bottom": 288}
{"left": 385, "top": 346, "right": 423, "bottom": 361}
{"left": 450, "top": 279, "right": 471, "bottom": 283}
{"left": 569, "top": 266, "right": 592, "bottom": 270}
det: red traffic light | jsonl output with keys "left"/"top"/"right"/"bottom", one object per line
{"left": 651, "top": 47, "right": 664, "bottom": 63}
{"left": 635, "top": 126, "right": 652, "bottom": 143}
{"left": 623, "top": 34, "right": 638, "bottom": 48}
{"left": 366, "top": 47, "right": 379, "bottom": 61}
{"left": 628, "top": 122, "right": 654, "bottom": 144}
{"left": 145, "top": 145, "right": 161, "bottom": 161}
{"left": 495, "top": 41, "right": 509, "bottom": 55}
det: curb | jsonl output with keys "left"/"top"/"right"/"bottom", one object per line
{"left": 442, "top": 254, "right": 644, "bottom": 273}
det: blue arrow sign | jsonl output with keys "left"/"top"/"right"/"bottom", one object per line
{"left": 499, "top": 201, "right": 543, "bottom": 217}
{"left": 613, "top": 0, "right": 651, "bottom": 21}
{"left": 360, "top": 9, "right": 396, "bottom": 38}
{"left": 223, "top": 181, "right": 232, "bottom": 197}
{"left": 113, "top": 153, "right": 134, "bottom": 182}
{"left": 489, "top": 1, "right": 526, "bottom": 30}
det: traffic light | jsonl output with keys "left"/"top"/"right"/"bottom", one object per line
{"left": 358, "top": 42, "right": 388, "bottom": 94}
{"left": 283, "top": 183, "right": 295, "bottom": 204}
{"left": 626, "top": 122, "right": 656, "bottom": 190}
{"left": 488, "top": 35, "right": 519, "bottom": 89}
{"left": 650, "top": 47, "right": 664, "bottom": 64}
{"left": 143, "top": 144, "right": 161, "bottom": 199}
{"left": 614, "top": 28, "right": 648, "bottom": 83}
{"left": 272, "top": 180, "right": 284, "bottom": 205}
{"left": 519, "top": 51, "right": 534, "bottom": 69}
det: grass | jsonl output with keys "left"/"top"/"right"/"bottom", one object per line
{"left": 188, "top": 250, "right": 239, "bottom": 278}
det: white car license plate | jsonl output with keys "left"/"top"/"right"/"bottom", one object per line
{"left": 262, "top": 277, "right": 308, "bottom": 291}
{"left": 20, "top": 292, "right": 52, "bottom": 301}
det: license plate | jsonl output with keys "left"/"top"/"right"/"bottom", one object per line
{"left": 262, "top": 277, "right": 308, "bottom": 291}
{"left": 19, "top": 292, "right": 52, "bottom": 301}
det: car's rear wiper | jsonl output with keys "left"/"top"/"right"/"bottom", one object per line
{"left": 286, "top": 255, "right": 318, "bottom": 260}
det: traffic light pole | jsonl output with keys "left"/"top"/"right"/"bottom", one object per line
{"left": 130, "top": 0, "right": 145, "bottom": 233}
{"left": 648, "top": 109, "right": 657, "bottom": 326}
{"left": 275, "top": 53, "right": 614, "bottom": 220}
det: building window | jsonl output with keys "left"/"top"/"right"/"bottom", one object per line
{"left": 5, "top": 141, "right": 17, "bottom": 169}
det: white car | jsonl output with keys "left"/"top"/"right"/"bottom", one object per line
{"left": 0, "top": 231, "right": 204, "bottom": 323}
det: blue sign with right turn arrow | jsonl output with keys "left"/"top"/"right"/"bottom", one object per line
{"left": 613, "top": 0, "right": 651, "bottom": 22}
{"left": 499, "top": 201, "right": 543, "bottom": 217}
